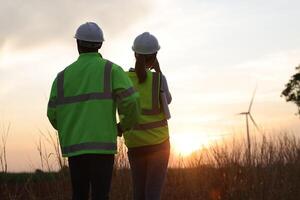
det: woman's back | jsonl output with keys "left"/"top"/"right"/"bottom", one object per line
{"left": 124, "top": 32, "right": 171, "bottom": 200}
{"left": 124, "top": 69, "right": 169, "bottom": 148}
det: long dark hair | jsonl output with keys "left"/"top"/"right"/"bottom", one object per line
{"left": 135, "top": 53, "right": 161, "bottom": 83}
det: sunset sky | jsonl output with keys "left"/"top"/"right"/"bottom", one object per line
{"left": 1, "top": 0, "right": 300, "bottom": 171}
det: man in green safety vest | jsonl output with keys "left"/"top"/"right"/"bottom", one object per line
{"left": 47, "top": 22, "right": 140, "bottom": 200}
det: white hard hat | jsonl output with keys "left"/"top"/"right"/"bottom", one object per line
{"left": 132, "top": 32, "right": 160, "bottom": 54}
{"left": 74, "top": 22, "right": 104, "bottom": 42}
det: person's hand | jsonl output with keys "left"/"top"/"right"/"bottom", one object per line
{"left": 152, "top": 58, "right": 161, "bottom": 73}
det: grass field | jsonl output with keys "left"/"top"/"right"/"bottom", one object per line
{"left": 0, "top": 134, "right": 300, "bottom": 200}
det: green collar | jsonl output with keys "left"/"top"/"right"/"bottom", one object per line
{"left": 78, "top": 52, "right": 102, "bottom": 59}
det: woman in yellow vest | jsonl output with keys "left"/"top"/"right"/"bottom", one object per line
{"left": 124, "top": 32, "right": 172, "bottom": 200}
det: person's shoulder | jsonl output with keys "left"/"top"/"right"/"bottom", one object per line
{"left": 159, "top": 73, "right": 169, "bottom": 88}
{"left": 111, "top": 62, "right": 123, "bottom": 71}
{"left": 101, "top": 58, "right": 120, "bottom": 69}
{"left": 58, "top": 60, "right": 78, "bottom": 75}
{"left": 160, "top": 73, "right": 167, "bottom": 80}
{"left": 128, "top": 68, "right": 135, "bottom": 72}
{"left": 104, "top": 60, "right": 128, "bottom": 78}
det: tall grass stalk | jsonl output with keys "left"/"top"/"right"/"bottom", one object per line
{"left": 0, "top": 122, "right": 10, "bottom": 173}
{"left": 37, "top": 129, "right": 67, "bottom": 172}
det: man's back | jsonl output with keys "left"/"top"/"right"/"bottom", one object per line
{"left": 47, "top": 52, "right": 140, "bottom": 157}
{"left": 47, "top": 22, "right": 140, "bottom": 200}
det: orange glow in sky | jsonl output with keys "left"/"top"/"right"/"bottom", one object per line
{"left": 1, "top": 0, "right": 300, "bottom": 171}
{"left": 171, "top": 133, "right": 220, "bottom": 156}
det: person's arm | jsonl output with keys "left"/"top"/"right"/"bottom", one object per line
{"left": 152, "top": 58, "right": 172, "bottom": 104}
{"left": 161, "top": 74, "right": 172, "bottom": 104}
{"left": 47, "top": 78, "right": 58, "bottom": 130}
{"left": 112, "top": 65, "right": 140, "bottom": 132}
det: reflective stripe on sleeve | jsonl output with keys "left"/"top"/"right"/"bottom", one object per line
{"left": 48, "top": 100, "right": 56, "bottom": 108}
{"left": 133, "top": 119, "right": 167, "bottom": 130}
{"left": 62, "top": 142, "right": 117, "bottom": 154}
{"left": 114, "top": 87, "right": 136, "bottom": 101}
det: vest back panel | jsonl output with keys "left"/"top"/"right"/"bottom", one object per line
{"left": 124, "top": 70, "right": 169, "bottom": 148}
{"left": 56, "top": 53, "right": 117, "bottom": 156}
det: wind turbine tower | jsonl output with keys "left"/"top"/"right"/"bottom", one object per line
{"left": 239, "top": 87, "right": 260, "bottom": 164}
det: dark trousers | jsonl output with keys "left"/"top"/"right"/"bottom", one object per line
{"left": 128, "top": 144, "right": 170, "bottom": 200}
{"left": 68, "top": 154, "right": 114, "bottom": 200}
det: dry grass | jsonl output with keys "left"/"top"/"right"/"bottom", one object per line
{"left": 0, "top": 131, "right": 300, "bottom": 200}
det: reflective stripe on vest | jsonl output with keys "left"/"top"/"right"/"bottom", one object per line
{"left": 133, "top": 119, "right": 167, "bottom": 130}
{"left": 142, "top": 72, "right": 160, "bottom": 115}
{"left": 132, "top": 72, "right": 166, "bottom": 130}
{"left": 50, "top": 61, "right": 113, "bottom": 107}
{"left": 62, "top": 141, "right": 117, "bottom": 154}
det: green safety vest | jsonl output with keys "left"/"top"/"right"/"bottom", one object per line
{"left": 124, "top": 70, "right": 169, "bottom": 148}
{"left": 47, "top": 53, "right": 139, "bottom": 157}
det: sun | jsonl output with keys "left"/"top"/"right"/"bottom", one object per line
{"left": 171, "top": 133, "right": 216, "bottom": 156}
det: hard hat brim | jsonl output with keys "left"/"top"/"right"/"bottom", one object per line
{"left": 74, "top": 36, "right": 104, "bottom": 43}
{"left": 132, "top": 45, "right": 160, "bottom": 55}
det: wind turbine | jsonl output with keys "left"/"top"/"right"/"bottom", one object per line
{"left": 239, "top": 87, "right": 260, "bottom": 164}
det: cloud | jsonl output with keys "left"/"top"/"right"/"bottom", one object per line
{"left": 0, "top": 0, "right": 154, "bottom": 49}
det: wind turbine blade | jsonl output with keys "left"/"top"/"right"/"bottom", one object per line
{"left": 238, "top": 112, "right": 248, "bottom": 115}
{"left": 248, "top": 86, "right": 257, "bottom": 112}
{"left": 249, "top": 113, "right": 260, "bottom": 131}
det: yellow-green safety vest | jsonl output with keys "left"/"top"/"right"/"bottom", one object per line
{"left": 124, "top": 70, "right": 169, "bottom": 148}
